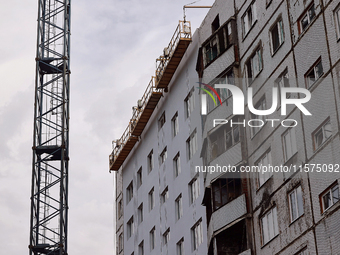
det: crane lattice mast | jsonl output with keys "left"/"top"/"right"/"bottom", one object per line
{"left": 29, "top": 0, "right": 71, "bottom": 254}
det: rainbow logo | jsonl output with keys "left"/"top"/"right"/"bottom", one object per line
{"left": 196, "top": 82, "right": 222, "bottom": 107}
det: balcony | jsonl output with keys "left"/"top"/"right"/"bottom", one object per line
{"left": 155, "top": 21, "right": 192, "bottom": 89}
{"left": 207, "top": 193, "right": 247, "bottom": 245}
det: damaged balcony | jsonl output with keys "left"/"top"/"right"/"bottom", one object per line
{"left": 109, "top": 77, "right": 162, "bottom": 171}
{"left": 155, "top": 21, "right": 192, "bottom": 89}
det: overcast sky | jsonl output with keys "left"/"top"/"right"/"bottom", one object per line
{"left": 0, "top": 0, "right": 213, "bottom": 254}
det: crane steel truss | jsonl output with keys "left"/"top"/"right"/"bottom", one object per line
{"left": 29, "top": 0, "right": 71, "bottom": 254}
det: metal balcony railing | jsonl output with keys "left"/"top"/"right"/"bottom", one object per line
{"left": 155, "top": 20, "right": 192, "bottom": 88}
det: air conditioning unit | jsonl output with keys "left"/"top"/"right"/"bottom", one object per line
{"left": 137, "top": 99, "right": 143, "bottom": 109}
{"left": 184, "top": 25, "right": 190, "bottom": 34}
{"left": 163, "top": 47, "right": 169, "bottom": 57}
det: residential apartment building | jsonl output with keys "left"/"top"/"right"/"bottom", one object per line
{"left": 111, "top": 22, "right": 208, "bottom": 255}
{"left": 197, "top": 0, "right": 340, "bottom": 255}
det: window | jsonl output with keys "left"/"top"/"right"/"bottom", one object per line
{"left": 283, "top": 128, "right": 297, "bottom": 161}
{"left": 163, "top": 228, "right": 170, "bottom": 245}
{"left": 187, "top": 130, "right": 197, "bottom": 160}
{"left": 313, "top": 119, "right": 332, "bottom": 150}
{"left": 191, "top": 219, "right": 203, "bottom": 250}
{"left": 289, "top": 186, "right": 304, "bottom": 222}
{"left": 177, "top": 238, "right": 184, "bottom": 255}
{"left": 242, "top": 1, "right": 257, "bottom": 37}
{"left": 137, "top": 167, "right": 142, "bottom": 189}
{"left": 150, "top": 227, "right": 155, "bottom": 250}
{"left": 211, "top": 15, "right": 220, "bottom": 33}
{"left": 175, "top": 194, "right": 183, "bottom": 221}
{"left": 299, "top": 4, "right": 315, "bottom": 34}
{"left": 161, "top": 186, "right": 169, "bottom": 204}
{"left": 203, "top": 22, "right": 232, "bottom": 66}
{"left": 173, "top": 153, "right": 181, "bottom": 177}
{"left": 185, "top": 90, "right": 194, "bottom": 118}
{"left": 305, "top": 59, "right": 323, "bottom": 88}
{"left": 172, "top": 112, "right": 179, "bottom": 137}
{"left": 258, "top": 151, "right": 273, "bottom": 187}
{"left": 127, "top": 217, "right": 134, "bottom": 239}
{"left": 159, "top": 147, "right": 167, "bottom": 165}
{"left": 189, "top": 178, "right": 200, "bottom": 204}
{"left": 126, "top": 181, "right": 133, "bottom": 204}
{"left": 209, "top": 116, "right": 240, "bottom": 161}
{"left": 138, "top": 241, "right": 144, "bottom": 255}
{"left": 276, "top": 68, "right": 290, "bottom": 99}
{"left": 261, "top": 207, "right": 279, "bottom": 245}
{"left": 118, "top": 198, "right": 123, "bottom": 219}
{"left": 138, "top": 203, "right": 143, "bottom": 224}
{"left": 203, "top": 36, "right": 219, "bottom": 66}
{"left": 147, "top": 150, "right": 153, "bottom": 173}
{"left": 270, "top": 18, "right": 284, "bottom": 54}
{"left": 250, "top": 97, "right": 266, "bottom": 136}
{"left": 158, "top": 111, "right": 166, "bottom": 130}
{"left": 118, "top": 233, "right": 123, "bottom": 253}
{"left": 212, "top": 178, "right": 242, "bottom": 210}
{"left": 320, "top": 183, "right": 339, "bottom": 212}
{"left": 246, "top": 47, "right": 262, "bottom": 84}
{"left": 335, "top": 7, "right": 340, "bottom": 40}
{"left": 207, "top": 70, "right": 234, "bottom": 112}
{"left": 149, "top": 188, "right": 155, "bottom": 211}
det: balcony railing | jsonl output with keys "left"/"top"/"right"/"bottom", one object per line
{"left": 109, "top": 21, "right": 192, "bottom": 171}
{"left": 155, "top": 20, "right": 192, "bottom": 88}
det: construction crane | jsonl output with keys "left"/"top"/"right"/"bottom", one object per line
{"left": 29, "top": 0, "right": 71, "bottom": 254}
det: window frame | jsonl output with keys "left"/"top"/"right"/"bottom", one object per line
{"left": 187, "top": 129, "right": 198, "bottom": 160}
{"left": 312, "top": 118, "right": 332, "bottom": 151}
{"left": 185, "top": 89, "right": 194, "bottom": 118}
{"left": 257, "top": 150, "right": 273, "bottom": 187}
{"left": 127, "top": 216, "right": 134, "bottom": 239}
{"left": 242, "top": 1, "right": 257, "bottom": 38}
{"left": 137, "top": 167, "right": 142, "bottom": 189}
{"left": 176, "top": 238, "right": 184, "bottom": 255}
{"left": 118, "top": 198, "right": 123, "bottom": 219}
{"left": 138, "top": 203, "right": 143, "bottom": 224}
{"left": 260, "top": 206, "right": 279, "bottom": 245}
{"left": 149, "top": 187, "right": 155, "bottom": 212}
{"left": 246, "top": 46, "right": 263, "bottom": 84}
{"left": 298, "top": 3, "right": 316, "bottom": 35}
{"left": 118, "top": 233, "right": 123, "bottom": 253}
{"left": 138, "top": 241, "right": 144, "bottom": 255}
{"left": 163, "top": 228, "right": 170, "bottom": 246}
{"left": 320, "top": 182, "right": 339, "bottom": 213}
{"left": 288, "top": 185, "right": 304, "bottom": 222}
{"left": 150, "top": 227, "right": 156, "bottom": 251}
{"left": 172, "top": 112, "right": 179, "bottom": 137}
{"left": 175, "top": 194, "right": 183, "bottom": 221}
{"left": 173, "top": 152, "right": 181, "bottom": 177}
{"left": 270, "top": 17, "right": 284, "bottom": 55}
{"left": 189, "top": 177, "right": 200, "bottom": 204}
{"left": 147, "top": 150, "right": 153, "bottom": 173}
{"left": 335, "top": 6, "right": 340, "bottom": 40}
{"left": 126, "top": 181, "right": 133, "bottom": 204}
{"left": 161, "top": 186, "right": 169, "bottom": 204}
{"left": 305, "top": 58, "right": 323, "bottom": 88}
{"left": 158, "top": 111, "right": 166, "bottom": 130}
{"left": 191, "top": 219, "right": 203, "bottom": 251}
{"left": 159, "top": 147, "right": 167, "bottom": 165}
{"left": 282, "top": 127, "right": 297, "bottom": 162}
